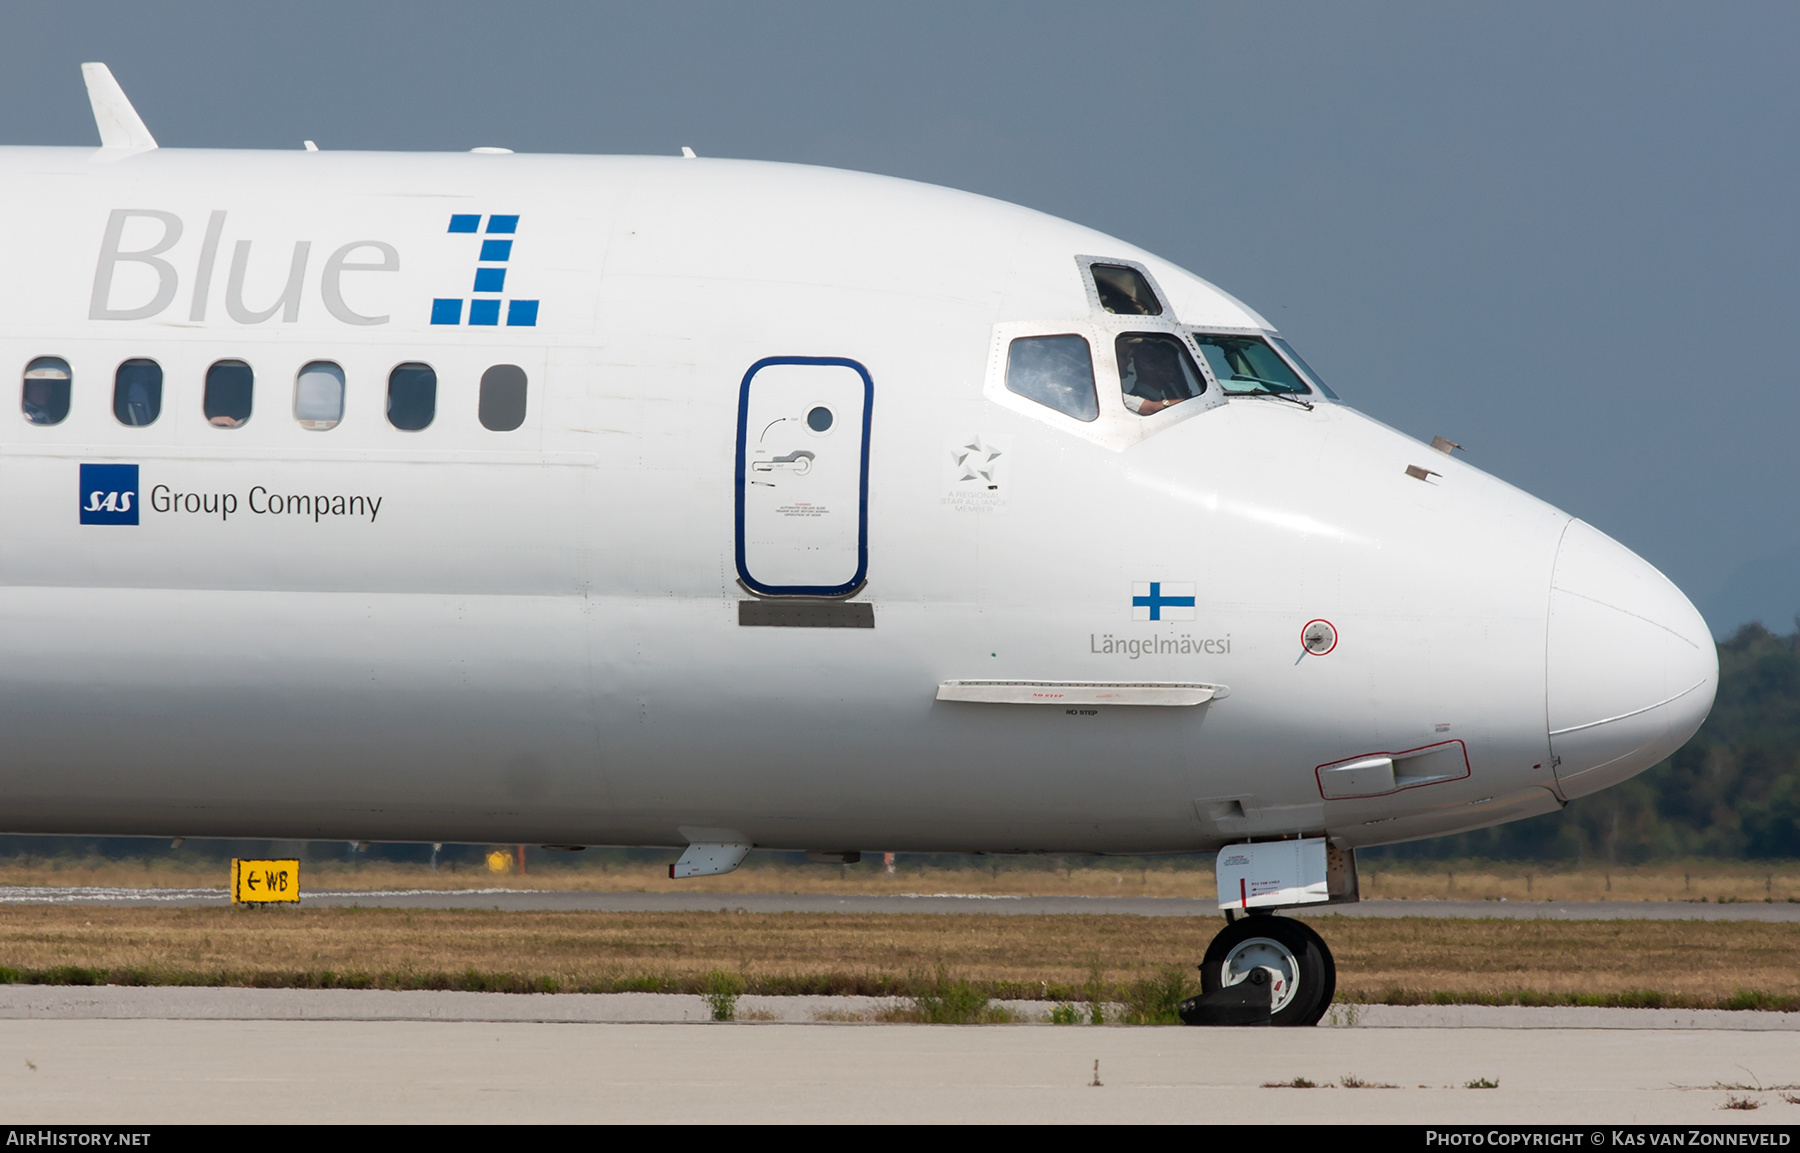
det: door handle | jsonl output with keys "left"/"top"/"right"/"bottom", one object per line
{"left": 751, "top": 450, "right": 815, "bottom": 475}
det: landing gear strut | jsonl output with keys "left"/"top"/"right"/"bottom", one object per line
{"left": 1186, "top": 914, "right": 1336, "bottom": 1026}
{"left": 1181, "top": 838, "right": 1352, "bottom": 1025}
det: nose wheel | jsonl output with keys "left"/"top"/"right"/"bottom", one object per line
{"left": 1197, "top": 915, "right": 1336, "bottom": 1026}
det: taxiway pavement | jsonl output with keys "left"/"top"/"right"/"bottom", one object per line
{"left": 3, "top": 986, "right": 1798, "bottom": 1031}
{"left": 0, "top": 1003, "right": 1793, "bottom": 1123}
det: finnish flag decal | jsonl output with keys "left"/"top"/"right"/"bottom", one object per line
{"left": 1132, "top": 581, "right": 1196, "bottom": 621}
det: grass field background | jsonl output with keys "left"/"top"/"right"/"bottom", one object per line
{"left": 0, "top": 907, "right": 1793, "bottom": 1014}
{"left": 1, "top": 852, "right": 1798, "bottom": 904}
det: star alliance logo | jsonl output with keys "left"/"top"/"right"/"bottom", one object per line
{"left": 951, "top": 437, "right": 1003, "bottom": 486}
{"left": 941, "top": 432, "right": 1011, "bottom": 514}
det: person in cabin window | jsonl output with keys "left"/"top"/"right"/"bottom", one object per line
{"left": 22, "top": 378, "right": 62, "bottom": 425}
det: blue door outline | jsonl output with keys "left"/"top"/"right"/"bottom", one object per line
{"left": 734, "top": 356, "right": 873, "bottom": 597}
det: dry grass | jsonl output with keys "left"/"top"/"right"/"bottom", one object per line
{"left": 4, "top": 853, "right": 1800, "bottom": 904}
{"left": 0, "top": 907, "right": 1794, "bottom": 1010}
{"left": 1325, "top": 916, "right": 1800, "bottom": 1007}
{"left": 0, "top": 856, "right": 1231, "bottom": 897}
{"left": 1360, "top": 861, "right": 1800, "bottom": 905}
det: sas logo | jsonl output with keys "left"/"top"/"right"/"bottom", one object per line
{"left": 430, "top": 214, "right": 539, "bottom": 328}
{"left": 80, "top": 464, "right": 139, "bottom": 525}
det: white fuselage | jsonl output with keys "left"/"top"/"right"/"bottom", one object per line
{"left": 0, "top": 146, "right": 1716, "bottom": 854}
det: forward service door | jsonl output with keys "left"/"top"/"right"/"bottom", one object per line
{"left": 734, "top": 357, "right": 872, "bottom": 597}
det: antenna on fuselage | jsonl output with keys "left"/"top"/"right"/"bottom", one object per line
{"left": 80, "top": 63, "right": 157, "bottom": 151}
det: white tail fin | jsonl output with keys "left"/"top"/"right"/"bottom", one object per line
{"left": 81, "top": 63, "right": 157, "bottom": 150}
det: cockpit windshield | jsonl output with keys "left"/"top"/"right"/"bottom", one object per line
{"left": 1190, "top": 334, "right": 1312, "bottom": 397}
{"left": 1271, "top": 337, "right": 1339, "bottom": 399}
{"left": 1116, "top": 333, "right": 1205, "bottom": 416}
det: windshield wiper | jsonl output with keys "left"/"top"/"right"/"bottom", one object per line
{"left": 1228, "top": 375, "right": 1314, "bottom": 410}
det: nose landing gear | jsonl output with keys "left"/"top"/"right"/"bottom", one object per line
{"left": 1190, "top": 914, "right": 1336, "bottom": 1026}
{"left": 1182, "top": 837, "right": 1350, "bottom": 1025}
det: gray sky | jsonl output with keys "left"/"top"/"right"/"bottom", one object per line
{"left": 6, "top": 2, "right": 1796, "bottom": 636}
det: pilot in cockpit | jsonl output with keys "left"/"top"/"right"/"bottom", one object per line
{"left": 1117, "top": 334, "right": 1204, "bottom": 416}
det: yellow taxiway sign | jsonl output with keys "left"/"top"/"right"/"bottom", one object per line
{"left": 230, "top": 859, "right": 299, "bottom": 904}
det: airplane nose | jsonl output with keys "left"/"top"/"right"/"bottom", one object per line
{"left": 1546, "top": 520, "right": 1718, "bottom": 800}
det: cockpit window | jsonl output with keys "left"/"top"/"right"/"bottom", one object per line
{"left": 1006, "top": 335, "right": 1098, "bottom": 422}
{"left": 1272, "top": 337, "right": 1338, "bottom": 399}
{"left": 1116, "top": 333, "right": 1205, "bottom": 417}
{"left": 1190, "top": 334, "right": 1312, "bottom": 396}
{"left": 1089, "top": 264, "right": 1163, "bottom": 316}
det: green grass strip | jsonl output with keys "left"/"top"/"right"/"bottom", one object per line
{"left": 0, "top": 965, "right": 1793, "bottom": 1013}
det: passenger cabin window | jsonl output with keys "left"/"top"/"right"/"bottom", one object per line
{"left": 1090, "top": 264, "right": 1163, "bottom": 316}
{"left": 1190, "top": 334, "right": 1313, "bottom": 397}
{"left": 113, "top": 359, "right": 163, "bottom": 426}
{"left": 1116, "top": 333, "right": 1205, "bottom": 417}
{"left": 21, "top": 358, "right": 71, "bottom": 426}
{"left": 204, "top": 360, "right": 254, "bottom": 427}
{"left": 295, "top": 361, "right": 345, "bottom": 430}
{"left": 387, "top": 362, "right": 436, "bottom": 431}
{"left": 478, "top": 364, "right": 527, "bottom": 432}
{"left": 1006, "top": 335, "right": 1098, "bottom": 422}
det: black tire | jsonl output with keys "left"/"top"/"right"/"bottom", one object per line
{"left": 1199, "top": 916, "right": 1335, "bottom": 1027}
